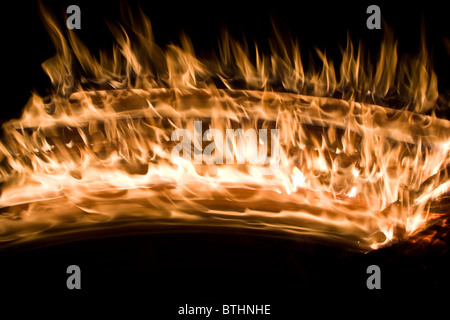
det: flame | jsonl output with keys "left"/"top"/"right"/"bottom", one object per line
{"left": 0, "top": 5, "right": 448, "bottom": 250}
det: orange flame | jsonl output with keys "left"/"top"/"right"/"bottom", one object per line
{"left": 0, "top": 5, "right": 448, "bottom": 250}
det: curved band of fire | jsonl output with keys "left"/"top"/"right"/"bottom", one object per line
{"left": 0, "top": 6, "right": 448, "bottom": 250}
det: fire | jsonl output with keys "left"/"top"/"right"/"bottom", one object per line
{"left": 0, "top": 5, "right": 448, "bottom": 250}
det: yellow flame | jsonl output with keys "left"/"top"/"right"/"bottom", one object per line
{"left": 0, "top": 5, "right": 448, "bottom": 249}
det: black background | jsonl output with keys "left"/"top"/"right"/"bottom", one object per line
{"left": 0, "top": 0, "right": 449, "bottom": 318}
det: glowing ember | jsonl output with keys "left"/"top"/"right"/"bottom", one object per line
{"left": 0, "top": 5, "right": 448, "bottom": 250}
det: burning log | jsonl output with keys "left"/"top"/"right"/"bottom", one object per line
{"left": 0, "top": 7, "right": 448, "bottom": 250}
{"left": 10, "top": 88, "right": 450, "bottom": 147}
{"left": 0, "top": 88, "right": 448, "bottom": 249}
